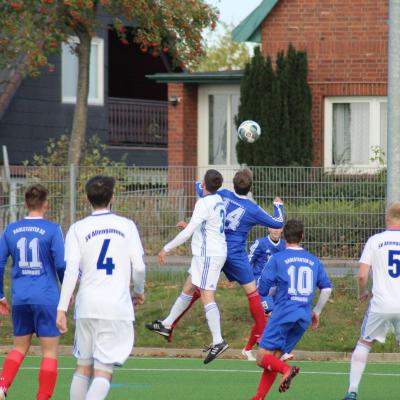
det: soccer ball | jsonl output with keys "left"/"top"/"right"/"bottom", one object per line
{"left": 237, "top": 120, "right": 261, "bottom": 144}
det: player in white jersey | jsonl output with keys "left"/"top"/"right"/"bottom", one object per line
{"left": 56, "top": 176, "right": 146, "bottom": 400}
{"left": 146, "top": 169, "right": 228, "bottom": 364}
{"left": 343, "top": 202, "right": 400, "bottom": 400}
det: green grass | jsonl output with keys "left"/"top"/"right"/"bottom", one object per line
{"left": 5, "top": 356, "right": 400, "bottom": 399}
{"left": 0, "top": 274, "right": 397, "bottom": 352}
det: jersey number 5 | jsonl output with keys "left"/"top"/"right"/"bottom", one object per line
{"left": 388, "top": 250, "right": 400, "bottom": 278}
{"left": 97, "top": 239, "right": 115, "bottom": 275}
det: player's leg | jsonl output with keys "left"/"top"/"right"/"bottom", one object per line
{"left": 146, "top": 269, "right": 200, "bottom": 340}
{"left": 70, "top": 364, "right": 92, "bottom": 400}
{"left": 87, "top": 319, "right": 133, "bottom": 399}
{"left": 0, "top": 335, "right": 31, "bottom": 398}
{"left": 85, "top": 365, "right": 112, "bottom": 400}
{"left": 71, "top": 319, "right": 95, "bottom": 400}
{"left": 251, "top": 321, "right": 300, "bottom": 399}
{"left": 343, "top": 311, "right": 387, "bottom": 399}
{"left": 200, "top": 288, "right": 229, "bottom": 364}
{"left": 0, "top": 305, "right": 34, "bottom": 398}
{"left": 242, "top": 280, "right": 267, "bottom": 344}
{"left": 37, "top": 337, "right": 59, "bottom": 400}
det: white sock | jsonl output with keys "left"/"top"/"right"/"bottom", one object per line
{"left": 85, "top": 377, "right": 110, "bottom": 400}
{"left": 70, "top": 373, "right": 90, "bottom": 400}
{"left": 162, "top": 292, "right": 193, "bottom": 328}
{"left": 348, "top": 341, "right": 371, "bottom": 393}
{"left": 204, "top": 302, "right": 223, "bottom": 345}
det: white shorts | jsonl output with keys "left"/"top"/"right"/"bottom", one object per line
{"left": 73, "top": 318, "right": 134, "bottom": 368}
{"left": 361, "top": 311, "right": 400, "bottom": 343}
{"left": 188, "top": 255, "right": 225, "bottom": 291}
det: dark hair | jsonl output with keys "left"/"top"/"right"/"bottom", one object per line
{"left": 233, "top": 169, "right": 252, "bottom": 195}
{"left": 204, "top": 169, "right": 223, "bottom": 193}
{"left": 25, "top": 184, "right": 48, "bottom": 210}
{"left": 85, "top": 176, "right": 115, "bottom": 208}
{"left": 283, "top": 219, "right": 304, "bottom": 244}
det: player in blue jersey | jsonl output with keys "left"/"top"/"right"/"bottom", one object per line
{"left": 0, "top": 184, "right": 65, "bottom": 400}
{"left": 243, "top": 227, "right": 285, "bottom": 360}
{"left": 251, "top": 219, "right": 332, "bottom": 399}
{"left": 151, "top": 169, "right": 284, "bottom": 350}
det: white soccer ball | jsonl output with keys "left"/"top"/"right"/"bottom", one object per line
{"left": 237, "top": 120, "right": 261, "bottom": 144}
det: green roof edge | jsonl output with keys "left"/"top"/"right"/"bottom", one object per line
{"left": 232, "top": 0, "right": 279, "bottom": 43}
{"left": 146, "top": 71, "right": 244, "bottom": 84}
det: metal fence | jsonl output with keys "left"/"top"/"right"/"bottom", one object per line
{"left": 0, "top": 165, "right": 386, "bottom": 264}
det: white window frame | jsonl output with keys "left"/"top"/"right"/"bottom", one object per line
{"left": 324, "top": 96, "right": 387, "bottom": 169}
{"left": 61, "top": 37, "right": 104, "bottom": 106}
{"left": 198, "top": 84, "right": 241, "bottom": 168}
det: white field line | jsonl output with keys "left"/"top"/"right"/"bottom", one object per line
{"left": 15, "top": 367, "right": 400, "bottom": 377}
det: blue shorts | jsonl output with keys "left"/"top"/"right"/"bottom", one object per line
{"left": 259, "top": 318, "right": 306, "bottom": 354}
{"left": 222, "top": 249, "right": 254, "bottom": 285}
{"left": 12, "top": 305, "right": 60, "bottom": 337}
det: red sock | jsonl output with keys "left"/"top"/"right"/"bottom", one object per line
{"left": 254, "top": 370, "right": 278, "bottom": 399}
{"left": 37, "top": 358, "right": 58, "bottom": 400}
{"left": 247, "top": 291, "right": 267, "bottom": 336}
{"left": 260, "top": 354, "right": 290, "bottom": 375}
{"left": 0, "top": 349, "right": 25, "bottom": 393}
{"left": 245, "top": 316, "right": 269, "bottom": 351}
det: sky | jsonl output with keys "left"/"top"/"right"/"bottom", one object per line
{"left": 208, "top": 0, "right": 262, "bottom": 27}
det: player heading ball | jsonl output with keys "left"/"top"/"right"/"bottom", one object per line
{"left": 146, "top": 169, "right": 229, "bottom": 364}
{"left": 57, "top": 175, "right": 146, "bottom": 400}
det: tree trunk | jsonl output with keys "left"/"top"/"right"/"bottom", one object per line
{"left": 68, "top": 31, "right": 91, "bottom": 166}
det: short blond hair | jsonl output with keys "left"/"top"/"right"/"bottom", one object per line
{"left": 386, "top": 202, "right": 400, "bottom": 224}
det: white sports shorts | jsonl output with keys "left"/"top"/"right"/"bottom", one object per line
{"left": 73, "top": 318, "right": 134, "bottom": 368}
{"left": 188, "top": 255, "right": 226, "bottom": 291}
{"left": 361, "top": 311, "right": 400, "bottom": 343}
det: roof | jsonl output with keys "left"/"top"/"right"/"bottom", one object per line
{"left": 147, "top": 70, "right": 244, "bottom": 84}
{"left": 232, "top": 0, "right": 279, "bottom": 43}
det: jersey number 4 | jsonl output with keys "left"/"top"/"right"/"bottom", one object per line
{"left": 97, "top": 239, "right": 115, "bottom": 275}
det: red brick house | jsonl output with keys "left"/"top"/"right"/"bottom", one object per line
{"left": 152, "top": 0, "right": 388, "bottom": 168}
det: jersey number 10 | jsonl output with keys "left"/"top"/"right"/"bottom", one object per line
{"left": 287, "top": 265, "right": 313, "bottom": 296}
{"left": 97, "top": 239, "right": 115, "bottom": 275}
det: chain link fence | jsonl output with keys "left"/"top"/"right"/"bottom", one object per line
{"left": 0, "top": 165, "right": 386, "bottom": 282}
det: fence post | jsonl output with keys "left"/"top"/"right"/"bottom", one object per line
{"left": 70, "top": 164, "right": 77, "bottom": 225}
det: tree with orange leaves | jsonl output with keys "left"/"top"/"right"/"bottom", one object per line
{"left": 0, "top": 0, "right": 218, "bottom": 165}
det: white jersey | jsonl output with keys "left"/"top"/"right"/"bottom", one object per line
{"left": 164, "top": 194, "right": 227, "bottom": 257}
{"left": 360, "top": 230, "right": 400, "bottom": 313}
{"left": 58, "top": 210, "right": 146, "bottom": 321}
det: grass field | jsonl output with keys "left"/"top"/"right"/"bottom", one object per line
{"left": 5, "top": 355, "right": 400, "bottom": 400}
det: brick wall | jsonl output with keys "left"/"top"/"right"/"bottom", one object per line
{"left": 261, "top": 0, "right": 388, "bottom": 165}
{"left": 167, "top": 83, "right": 198, "bottom": 203}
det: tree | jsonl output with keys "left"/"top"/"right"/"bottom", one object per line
{"left": 192, "top": 23, "right": 251, "bottom": 71}
{"left": 0, "top": 0, "right": 218, "bottom": 166}
{"left": 236, "top": 45, "right": 313, "bottom": 166}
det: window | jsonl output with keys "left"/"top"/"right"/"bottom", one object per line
{"left": 325, "top": 97, "right": 387, "bottom": 167}
{"left": 198, "top": 85, "right": 240, "bottom": 167}
{"left": 61, "top": 37, "right": 104, "bottom": 105}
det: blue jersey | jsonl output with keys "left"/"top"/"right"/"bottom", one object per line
{"left": 195, "top": 182, "right": 284, "bottom": 248}
{"left": 0, "top": 218, "right": 65, "bottom": 306}
{"left": 258, "top": 247, "right": 332, "bottom": 328}
{"left": 249, "top": 236, "right": 286, "bottom": 279}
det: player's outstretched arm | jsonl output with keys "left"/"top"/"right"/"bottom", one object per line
{"left": 161, "top": 199, "right": 206, "bottom": 260}
{"left": 254, "top": 199, "right": 284, "bottom": 229}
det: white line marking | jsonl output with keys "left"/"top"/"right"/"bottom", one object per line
{"left": 16, "top": 367, "right": 400, "bottom": 377}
